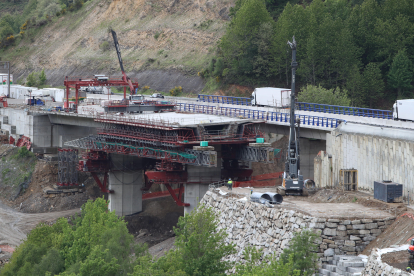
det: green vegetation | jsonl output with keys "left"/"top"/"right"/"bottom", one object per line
{"left": 26, "top": 69, "right": 47, "bottom": 87}
{"left": 0, "top": 200, "right": 319, "bottom": 275}
{"left": 211, "top": 0, "right": 414, "bottom": 108}
{"left": 0, "top": 146, "right": 36, "bottom": 200}
{"left": 298, "top": 85, "right": 351, "bottom": 106}
{"left": 170, "top": 86, "right": 183, "bottom": 96}
{"left": 0, "top": 0, "right": 87, "bottom": 49}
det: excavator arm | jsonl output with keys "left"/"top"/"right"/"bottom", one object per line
{"left": 111, "top": 29, "right": 135, "bottom": 94}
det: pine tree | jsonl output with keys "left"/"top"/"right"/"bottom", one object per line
{"left": 388, "top": 50, "right": 413, "bottom": 98}
{"left": 363, "top": 63, "right": 384, "bottom": 108}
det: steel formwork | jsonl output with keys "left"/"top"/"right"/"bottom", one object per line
{"left": 238, "top": 146, "right": 276, "bottom": 163}
{"left": 57, "top": 149, "right": 79, "bottom": 186}
{"left": 64, "top": 135, "right": 217, "bottom": 167}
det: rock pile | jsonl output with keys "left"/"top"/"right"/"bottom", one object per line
{"left": 200, "top": 191, "right": 395, "bottom": 263}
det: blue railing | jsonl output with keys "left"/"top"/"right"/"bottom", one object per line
{"left": 297, "top": 102, "right": 392, "bottom": 119}
{"left": 197, "top": 94, "right": 251, "bottom": 106}
{"left": 176, "top": 103, "right": 342, "bottom": 128}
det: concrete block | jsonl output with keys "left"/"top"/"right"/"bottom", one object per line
{"left": 318, "top": 268, "right": 330, "bottom": 275}
{"left": 325, "top": 265, "right": 336, "bottom": 272}
{"left": 347, "top": 267, "right": 364, "bottom": 273}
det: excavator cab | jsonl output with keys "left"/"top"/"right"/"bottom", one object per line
{"left": 409, "top": 238, "right": 414, "bottom": 252}
{"left": 409, "top": 239, "right": 414, "bottom": 267}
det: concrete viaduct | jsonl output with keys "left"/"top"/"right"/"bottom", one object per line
{"left": 0, "top": 97, "right": 413, "bottom": 215}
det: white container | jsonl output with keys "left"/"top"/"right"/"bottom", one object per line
{"left": 393, "top": 99, "right": 414, "bottom": 121}
{"left": 251, "top": 87, "right": 291, "bottom": 107}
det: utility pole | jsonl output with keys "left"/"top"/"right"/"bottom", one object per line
{"left": 0, "top": 62, "right": 11, "bottom": 97}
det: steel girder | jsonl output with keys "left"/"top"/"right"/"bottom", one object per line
{"left": 65, "top": 136, "right": 217, "bottom": 167}
{"left": 185, "top": 149, "right": 217, "bottom": 167}
{"left": 238, "top": 146, "right": 275, "bottom": 163}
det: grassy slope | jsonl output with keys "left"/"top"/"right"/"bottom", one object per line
{"left": 0, "top": 0, "right": 29, "bottom": 16}
{"left": 1, "top": 0, "right": 233, "bottom": 77}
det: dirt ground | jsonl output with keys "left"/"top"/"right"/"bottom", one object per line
{"left": 381, "top": 250, "right": 410, "bottom": 271}
{"left": 5, "top": 160, "right": 104, "bottom": 213}
{"left": 221, "top": 187, "right": 406, "bottom": 219}
{"left": 0, "top": 201, "right": 80, "bottom": 262}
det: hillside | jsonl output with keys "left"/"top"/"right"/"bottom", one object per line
{"left": 2, "top": 0, "right": 234, "bottom": 93}
{"left": 0, "top": 0, "right": 29, "bottom": 15}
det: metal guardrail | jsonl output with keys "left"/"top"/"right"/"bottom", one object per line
{"left": 176, "top": 103, "right": 342, "bottom": 128}
{"left": 197, "top": 94, "right": 251, "bottom": 106}
{"left": 295, "top": 102, "right": 392, "bottom": 119}
{"left": 195, "top": 96, "right": 392, "bottom": 119}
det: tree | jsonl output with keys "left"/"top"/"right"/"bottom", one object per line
{"left": 279, "top": 229, "right": 319, "bottom": 276}
{"left": 388, "top": 50, "right": 413, "bottom": 98}
{"left": 219, "top": 0, "right": 274, "bottom": 84}
{"left": 155, "top": 204, "right": 236, "bottom": 276}
{"left": 298, "top": 84, "right": 351, "bottom": 106}
{"left": 26, "top": 71, "right": 39, "bottom": 87}
{"left": 1, "top": 198, "right": 135, "bottom": 276}
{"left": 362, "top": 63, "right": 384, "bottom": 108}
{"left": 39, "top": 69, "right": 46, "bottom": 85}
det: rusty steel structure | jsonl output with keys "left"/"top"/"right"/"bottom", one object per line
{"left": 64, "top": 114, "right": 278, "bottom": 206}
{"left": 63, "top": 76, "right": 139, "bottom": 111}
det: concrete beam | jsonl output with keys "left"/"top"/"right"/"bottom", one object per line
{"left": 48, "top": 114, "right": 101, "bottom": 128}
{"left": 260, "top": 123, "right": 330, "bottom": 140}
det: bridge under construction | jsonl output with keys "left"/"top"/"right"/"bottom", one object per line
{"left": 59, "top": 112, "right": 278, "bottom": 214}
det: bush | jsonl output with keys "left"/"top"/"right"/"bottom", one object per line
{"left": 298, "top": 84, "right": 351, "bottom": 106}
{"left": 169, "top": 86, "right": 182, "bottom": 96}
{"left": 17, "top": 147, "right": 34, "bottom": 158}
{"left": 154, "top": 31, "right": 161, "bottom": 40}
{"left": 279, "top": 229, "right": 319, "bottom": 275}
{"left": 99, "top": 41, "right": 110, "bottom": 51}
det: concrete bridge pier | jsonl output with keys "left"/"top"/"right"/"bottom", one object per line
{"left": 184, "top": 145, "right": 222, "bottom": 214}
{"left": 108, "top": 154, "right": 144, "bottom": 216}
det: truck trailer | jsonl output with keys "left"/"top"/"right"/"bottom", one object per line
{"left": 251, "top": 87, "right": 291, "bottom": 107}
{"left": 393, "top": 99, "right": 414, "bottom": 121}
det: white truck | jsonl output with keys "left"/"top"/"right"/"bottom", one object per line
{"left": 251, "top": 87, "right": 291, "bottom": 107}
{"left": 393, "top": 99, "right": 414, "bottom": 121}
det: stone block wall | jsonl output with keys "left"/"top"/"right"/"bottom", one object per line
{"left": 200, "top": 191, "right": 395, "bottom": 264}
{"left": 361, "top": 248, "right": 410, "bottom": 276}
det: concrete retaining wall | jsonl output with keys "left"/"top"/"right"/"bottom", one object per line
{"left": 315, "top": 124, "right": 414, "bottom": 198}
{"left": 200, "top": 191, "right": 395, "bottom": 264}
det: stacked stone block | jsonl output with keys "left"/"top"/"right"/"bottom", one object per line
{"left": 200, "top": 191, "right": 395, "bottom": 264}
{"left": 319, "top": 255, "right": 366, "bottom": 276}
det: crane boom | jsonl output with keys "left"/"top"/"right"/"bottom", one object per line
{"left": 278, "top": 36, "right": 304, "bottom": 196}
{"left": 111, "top": 29, "right": 135, "bottom": 94}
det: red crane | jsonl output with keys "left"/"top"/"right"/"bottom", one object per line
{"left": 111, "top": 29, "right": 136, "bottom": 98}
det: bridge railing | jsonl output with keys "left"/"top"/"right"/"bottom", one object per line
{"left": 297, "top": 102, "right": 392, "bottom": 119}
{"left": 176, "top": 103, "right": 342, "bottom": 128}
{"left": 197, "top": 94, "right": 251, "bottom": 106}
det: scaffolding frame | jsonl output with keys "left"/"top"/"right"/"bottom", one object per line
{"left": 57, "top": 149, "right": 79, "bottom": 186}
